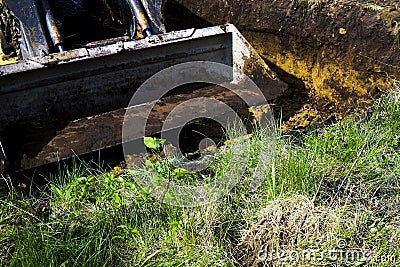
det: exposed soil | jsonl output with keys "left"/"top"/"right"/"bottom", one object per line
{"left": 163, "top": 0, "right": 400, "bottom": 130}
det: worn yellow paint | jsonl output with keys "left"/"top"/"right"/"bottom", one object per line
{"left": 0, "top": 38, "right": 17, "bottom": 65}
{"left": 0, "top": 0, "right": 17, "bottom": 65}
{"left": 0, "top": 47, "right": 16, "bottom": 65}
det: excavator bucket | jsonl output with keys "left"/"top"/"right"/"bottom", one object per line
{"left": 0, "top": 0, "right": 287, "bottom": 174}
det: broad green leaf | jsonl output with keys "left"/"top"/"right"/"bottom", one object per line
{"left": 144, "top": 137, "right": 166, "bottom": 150}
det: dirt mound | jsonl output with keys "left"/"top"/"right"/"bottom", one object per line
{"left": 163, "top": 0, "right": 400, "bottom": 129}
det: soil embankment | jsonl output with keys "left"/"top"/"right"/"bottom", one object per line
{"left": 163, "top": 0, "right": 400, "bottom": 129}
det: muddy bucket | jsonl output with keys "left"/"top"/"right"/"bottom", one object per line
{"left": 0, "top": 24, "right": 287, "bottom": 174}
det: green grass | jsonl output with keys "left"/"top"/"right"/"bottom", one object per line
{"left": 1, "top": 85, "right": 400, "bottom": 266}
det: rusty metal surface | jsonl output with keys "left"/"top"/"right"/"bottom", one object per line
{"left": 0, "top": 27, "right": 228, "bottom": 127}
{"left": 14, "top": 84, "right": 267, "bottom": 170}
{"left": 0, "top": 24, "right": 287, "bottom": 173}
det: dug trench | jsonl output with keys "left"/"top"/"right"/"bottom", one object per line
{"left": 3, "top": 0, "right": 400, "bottom": 187}
{"left": 163, "top": 0, "right": 400, "bottom": 130}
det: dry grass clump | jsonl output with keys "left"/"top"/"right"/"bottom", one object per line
{"left": 238, "top": 195, "right": 340, "bottom": 266}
